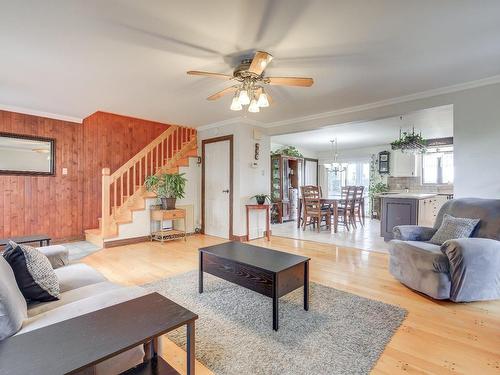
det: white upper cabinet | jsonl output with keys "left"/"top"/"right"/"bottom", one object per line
{"left": 391, "top": 151, "right": 419, "bottom": 177}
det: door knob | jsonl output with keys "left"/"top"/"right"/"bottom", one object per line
{"left": 222, "top": 189, "right": 230, "bottom": 193}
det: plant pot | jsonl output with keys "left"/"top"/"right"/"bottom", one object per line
{"left": 256, "top": 197, "right": 266, "bottom": 205}
{"left": 160, "top": 197, "right": 176, "bottom": 210}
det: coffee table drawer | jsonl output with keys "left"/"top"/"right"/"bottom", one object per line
{"left": 202, "top": 253, "right": 274, "bottom": 297}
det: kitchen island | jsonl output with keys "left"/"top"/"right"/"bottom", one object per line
{"left": 380, "top": 193, "right": 450, "bottom": 240}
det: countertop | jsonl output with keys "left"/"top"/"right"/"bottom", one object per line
{"left": 379, "top": 192, "right": 438, "bottom": 199}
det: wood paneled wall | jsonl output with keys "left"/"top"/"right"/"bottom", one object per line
{"left": 0, "top": 110, "right": 175, "bottom": 241}
{"left": 0, "top": 110, "right": 84, "bottom": 242}
{"left": 82, "top": 112, "right": 171, "bottom": 230}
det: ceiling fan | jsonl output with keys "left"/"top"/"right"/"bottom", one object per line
{"left": 187, "top": 51, "right": 313, "bottom": 113}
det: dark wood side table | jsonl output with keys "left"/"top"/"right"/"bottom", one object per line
{"left": 0, "top": 234, "right": 51, "bottom": 248}
{"left": 0, "top": 293, "right": 198, "bottom": 375}
{"left": 245, "top": 204, "right": 270, "bottom": 241}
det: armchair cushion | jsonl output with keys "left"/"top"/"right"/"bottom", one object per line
{"left": 389, "top": 240, "right": 451, "bottom": 299}
{"left": 430, "top": 214, "right": 480, "bottom": 245}
{"left": 393, "top": 225, "right": 436, "bottom": 241}
{"left": 442, "top": 238, "right": 500, "bottom": 302}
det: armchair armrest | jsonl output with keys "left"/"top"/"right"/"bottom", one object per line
{"left": 35, "top": 245, "right": 69, "bottom": 269}
{"left": 441, "top": 238, "right": 500, "bottom": 302}
{"left": 393, "top": 225, "right": 436, "bottom": 241}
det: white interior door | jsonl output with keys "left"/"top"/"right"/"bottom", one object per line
{"left": 304, "top": 159, "right": 318, "bottom": 186}
{"left": 204, "top": 140, "right": 231, "bottom": 238}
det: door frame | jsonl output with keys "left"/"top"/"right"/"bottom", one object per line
{"left": 201, "top": 135, "right": 234, "bottom": 238}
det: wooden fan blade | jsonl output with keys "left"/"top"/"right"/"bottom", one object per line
{"left": 267, "top": 77, "right": 314, "bottom": 87}
{"left": 248, "top": 51, "right": 273, "bottom": 75}
{"left": 207, "top": 86, "right": 238, "bottom": 101}
{"left": 187, "top": 71, "right": 233, "bottom": 80}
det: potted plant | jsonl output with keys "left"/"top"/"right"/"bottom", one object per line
{"left": 144, "top": 173, "right": 187, "bottom": 210}
{"left": 252, "top": 194, "right": 270, "bottom": 205}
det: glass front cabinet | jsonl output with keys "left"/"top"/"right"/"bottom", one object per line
{"left": 270, "top": 154, "right": 303, "bottom": 223}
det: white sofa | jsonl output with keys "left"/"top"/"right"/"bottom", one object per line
{"left": 1, "top": 244, "right": 149, "bottom": 374}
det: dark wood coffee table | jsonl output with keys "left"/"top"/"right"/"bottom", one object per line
{"left": 199, "top": 242, "right": 310, "bottom": 331}
{"left": 0, "top": 293, "right": 197, "bottom": 375}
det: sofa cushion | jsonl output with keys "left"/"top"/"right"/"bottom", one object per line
{"left": 3, "top": 241, "right": 60, "bottom": 302}
{"left": 0, "top": 257, "right": 28, "bottom": 340}
{"left": 430, "top": 214, "right": 480, "bottom": 245}
{"left": 28, "top": 281, "right": 122, "bottom": 317}
{"left": 54, "top": 263, "right": 107, "bottom": 293}
{"left": 17, "top": 287, "right": 149, "bottom": 335}
{"left": 35, "top": 245, "right": 69, "bottom": 269}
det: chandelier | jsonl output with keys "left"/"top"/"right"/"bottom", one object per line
{"left": 326, "top": 139, "right": 346, "bottom": 176}
{"left": 391, "top": 116, "right": 427, "bottom": 154}
{"left": 230, "top": 78, "right": 269, "bottom": 113}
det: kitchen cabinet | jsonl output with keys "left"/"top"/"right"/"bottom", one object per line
{"left": 381, "top": 197, "right": 418, "bottom": 240}
{"left": 391, "top": 150, "right": 418, "bottom": 177}
{"left": 418, "top": 195, "right": 449, "bottom": 227}
{"left": 380, "top": 193, "right": 446, "bottom": 240}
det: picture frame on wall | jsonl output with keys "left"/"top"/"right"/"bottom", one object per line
{"left": 378, "top": 151, "right": 390, "bottom": 174}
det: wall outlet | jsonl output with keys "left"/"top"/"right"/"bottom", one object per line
{"left": 62, "top": 168, "right": 68, "bottom": 175}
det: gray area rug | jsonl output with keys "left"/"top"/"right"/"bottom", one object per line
{"left": 144, "top": 271, "right": 407, "bottom": 375}
{"left": 61, "top": 241, "right": 102, "bottom": 262}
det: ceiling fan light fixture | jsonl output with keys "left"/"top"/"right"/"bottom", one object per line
{"left": 248, "top": 98, "right": 260, "bottom": 113}
{"left": 257, "top": 92, "right": 269, "bottom": 107}
{"left": 238, "top": 89, "right": 250, "bottom": 105}
{"left": 230, "top": 95, "right": 242, "bottom": 111}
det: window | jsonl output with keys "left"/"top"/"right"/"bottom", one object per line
{"left": 327, "top": 161, "right": 370, "bottom": 196}
{"left": 422, "top": 146, "right": 453, "bottom": 184}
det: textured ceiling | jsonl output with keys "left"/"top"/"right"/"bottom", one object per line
{"left": 1, "top": 1, "right": 500, "bottom": 126}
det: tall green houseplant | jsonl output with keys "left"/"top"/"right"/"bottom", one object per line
{"left": 144, "top": 173, "right": 187, "bottom": 210}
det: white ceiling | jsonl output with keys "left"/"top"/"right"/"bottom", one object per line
{"left": 1, "top": 1, "right": 500, "bottom": 126}
{"left": 271, "top": 105, "right": 453, "bottom": 152}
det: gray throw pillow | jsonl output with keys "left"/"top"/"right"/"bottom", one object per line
{"left": 430, "top": 214, "right": 480, "bottom": 245}
{"left": 0, "top": 256, "right": 28, "bottom": 340}
{"left": 3, "top": 241, "right": 60, "bottom": 302}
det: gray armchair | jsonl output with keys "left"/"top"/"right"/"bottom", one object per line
{"left": 389, "top": 198, "right": 500, "bottom": 302}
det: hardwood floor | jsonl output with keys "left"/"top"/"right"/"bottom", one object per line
{"left": 82, "top": 235, "right": 500, "bottom": 375}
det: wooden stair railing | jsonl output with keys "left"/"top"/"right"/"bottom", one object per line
{"left": 100, "top": 125, "right": 197, "bottom": 237}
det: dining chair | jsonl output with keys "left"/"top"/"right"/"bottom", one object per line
{"left": 300, "top": 186, "right": 331, "bottom": 232}
{"left": 335, "top": 186, "right": 355, "bottom": 231}
{"left": 351, "top": 186, "right": 365, "bottom": 228}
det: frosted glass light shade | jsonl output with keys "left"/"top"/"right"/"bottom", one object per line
{"left": 257, "top": 93, "right": 269, "bottom": 107}
{"left": 230, "top": 96, "right": 242, "bottom": 111}
{"left": 248, "top": 99, "right": 260, "bottom": 113}
{"left": 238, "top": 90, "right": 250, "bottom": 105}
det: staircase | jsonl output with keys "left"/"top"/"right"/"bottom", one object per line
{"left": 85, "top": 125, "right": 197, "bottom": 246}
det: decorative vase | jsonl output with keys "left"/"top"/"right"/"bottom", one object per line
{"left": 161, "top": 197, "right": 176, "bottom": 210}
{"left": 256, "top": 197, "right": 266, "bottom": 205}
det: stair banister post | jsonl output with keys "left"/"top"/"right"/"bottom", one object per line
{"left": 101, "top": 168, "right": 111, "bottom": 237}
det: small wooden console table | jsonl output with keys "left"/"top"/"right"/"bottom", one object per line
{"left": 245, "top": 204, "right": 270, "bottom": 241}
{"left": 150, "top": 208, "right": 187, "bottom": 243}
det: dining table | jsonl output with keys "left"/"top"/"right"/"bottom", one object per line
{"left": 297, "top": 195, "right": 365, "bottom": 233}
